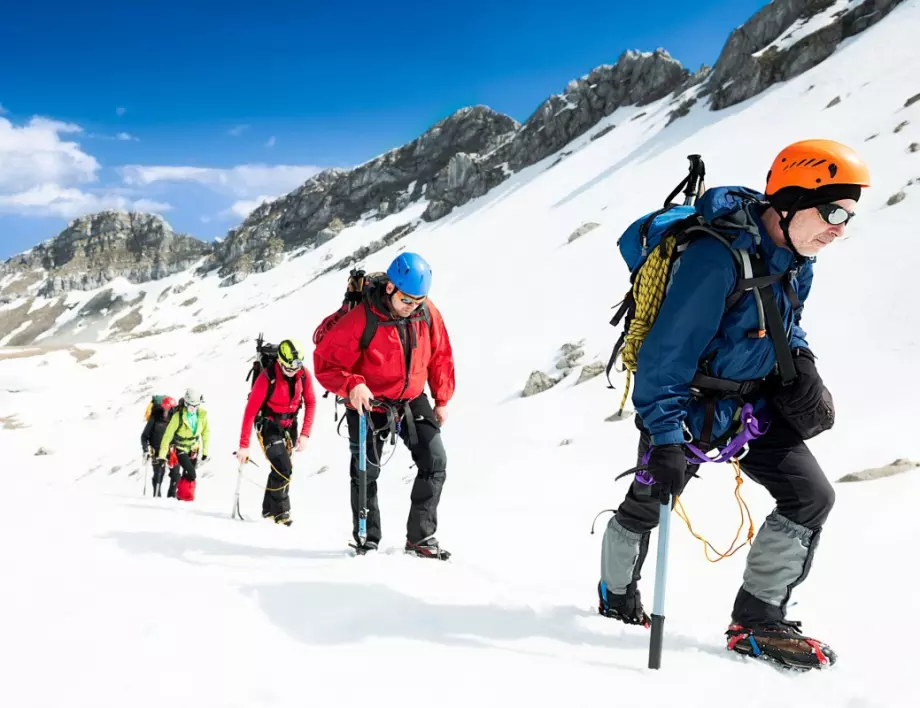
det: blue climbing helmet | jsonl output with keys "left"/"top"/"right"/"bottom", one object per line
{"left": 386, "top": 252, "right": 432, "bottom": 298}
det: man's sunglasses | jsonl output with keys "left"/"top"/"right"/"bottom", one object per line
{"left": 396, "top": 290, "right": 426, "bottom": 306}
{"left": 281, "top": 359, "right": 303, "bottom": 371}
{"left": 815, "top": 203, "right": 855, "bottom": 226}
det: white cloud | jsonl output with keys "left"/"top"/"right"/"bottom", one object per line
{"left": 27, "top": 117, "right": 83, "bottom": 134}
{"left": 0, "top": 116, "right": 99, "bottom": 193}
{"left": 0, "top": 114, "right": 163, "bottom": 221}
{"left": 86, "top": 131, "right": 140, "bottom": 142}
{"left": 227, "top": 124, "right": 249, "bottom": 137}
{"left": 116, "top": 107, "right": 126, "bottom": 116}
{"left": 226, "top": 195, "right": 275, "bottom": 219}
{"left": 265, "top": 136, "right": 276, "bottom": 148}
{"left": 0, "top": 184, "right": 172, "bottom": 218}
{"left": 132, "top": 198, "right": 173, "bottom": 213}
{"left": 121, "top": 163, "right": 323, "bottom": 198}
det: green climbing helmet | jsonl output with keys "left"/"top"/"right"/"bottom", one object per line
{"left": 277, "top": 339, "right": 304, "bottom": 369}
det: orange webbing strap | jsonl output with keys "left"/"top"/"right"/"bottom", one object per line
{"left": 256, "top": 429, "right": 293, "bottom": 492}
{"left": 673, "top": 458, "right": 755, "bottom": 562}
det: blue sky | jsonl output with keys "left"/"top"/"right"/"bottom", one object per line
{"left": 0, "top": 0, "right": 769, "bottom": 260}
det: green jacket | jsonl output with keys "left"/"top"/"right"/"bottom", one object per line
{"left": 158, "top": 407, "right": 210, "bottom": 459}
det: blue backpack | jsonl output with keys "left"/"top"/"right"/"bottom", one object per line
{"left": 604, "top": 156, "right": 798, "bottom": 413}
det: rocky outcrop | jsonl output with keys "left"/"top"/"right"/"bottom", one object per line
{"left": 318, "top": 221, "right": 419, "bottom": 279}
{"left": 576, "top": 361, "right": 606, "bottom": 384}
{"left": 209, "top": 106, "right": 520, "bottom": 278}
{"left": 568, "top": 222, "right": 601, "bottom": 244}
{"left": 837, "top": 458, "right": 920, "bottom": 483}
{"left": 423, "top": 49, "right": 689, "bottom": 220}
{"left": 0, "top": 211, "right": 210, "bottom": 299}
{"left": 0, "top": 211, "right": 209, "bottom": 344}
{"left": 522, "top": 370, "right": 561, "bottom": 398}
{"left": 708, "top": 0, "right": 907, "bottom": 110}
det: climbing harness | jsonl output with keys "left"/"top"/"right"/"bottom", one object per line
{"left": 596, "top": 404, "right": 766, "bottom": 562}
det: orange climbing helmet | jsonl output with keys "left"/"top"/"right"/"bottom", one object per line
{"left": 765, "top": 139, "right": 870, "bottom": 195}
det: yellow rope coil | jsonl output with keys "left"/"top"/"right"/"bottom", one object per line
{"left": 616, "top": 234, "right": 678, "bottom": 412}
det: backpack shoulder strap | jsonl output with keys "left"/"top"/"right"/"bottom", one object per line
{"left": 747, "top": 253, "right": 797, "bottom": 386}
{"left": 262, "top": 364, "right": 279, "bottom": 405}
{"left": 360, "top": 298, "right": 380, "bottom": 350}
{"left": 678, "top": 222, "right": 774, "bottom": 313}
{"left": 358, "top": 285, "right": 432, "bottom": 351}
{"left": 672, "top": 221, "right": 795, "bottom": 379}
{"left": 417, "top": 302, "right": 431, "bottom": 327}
{"left": 295, "top": 368, "right": 306, "bottom": 408}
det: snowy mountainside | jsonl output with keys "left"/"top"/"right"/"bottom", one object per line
{"left": 1, "top": 3, "right": 920, "bottom": 708}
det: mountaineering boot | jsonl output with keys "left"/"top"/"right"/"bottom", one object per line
{"left": 405, "top": 536, "right": 450, "bottom": 561}
{"left": 597, "top": 581, "right": 650, "bottom": 628}
{"left": 274, "top": 511, "right": 293, "bottom": 526}
{"left": 352, "top": 541, "right": 378, "bottom": 555}
{"left": 726, "top": 620, "right": 836, "bottom": 670}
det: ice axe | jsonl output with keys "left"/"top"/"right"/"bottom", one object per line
{"left": 648, "top": 498, "right": 673, "bottom": 669}
{"left": 647, "top": 156, "right": 703, "bottom": 669}
{"left": 230, "top": 453, "right": 259, "bottom": 521}
{"left": 357, "top": 411, "right": 368, "bottom": 545}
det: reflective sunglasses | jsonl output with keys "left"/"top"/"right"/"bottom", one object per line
{"left": 396, "top": 290, "right": 426, "bottom": 306}
{"left": 281, "top": 359, "right": 303, "bottom": 373}
{"left": 815, "top": 203, "right": 855, "bottom": 226}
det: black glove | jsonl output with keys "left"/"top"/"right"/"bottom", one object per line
{"left": 648, "top": 444, "right": 687, "bottom": 504}
{"left": 770, "top": 348, "right": 835, "bottom": 440}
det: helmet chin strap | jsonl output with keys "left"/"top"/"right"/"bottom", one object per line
{"left": 780, "top": 196, "right": 807, "bottom": 262}
{"left": 779, "top": 213, "right": 804, "bottom": 259}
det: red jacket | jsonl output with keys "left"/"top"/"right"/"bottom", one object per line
{"left": 313, "top": 297, "right": 455, "bottom": 407}
{"left": 239, "top": 361, "right": 317, "bottom": 449}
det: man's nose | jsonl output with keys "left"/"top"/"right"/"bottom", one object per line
{"left": 826, "top": 224, "right": 845, "bottom": 239}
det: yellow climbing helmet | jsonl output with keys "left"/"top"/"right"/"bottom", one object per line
{"left": 277, "top": 339, "right": 304, "bottom": 368}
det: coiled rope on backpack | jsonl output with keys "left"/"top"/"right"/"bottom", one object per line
{"left": 615, "top": 233, "right": 679, "bottom": 413}
{"left": 607, "top": 154, "right": 706, "bottom": 417}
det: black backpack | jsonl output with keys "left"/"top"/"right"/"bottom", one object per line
{"left": 245, "top": 334, "right": 305, "bottom": 429}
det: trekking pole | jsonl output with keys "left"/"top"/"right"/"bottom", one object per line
{"left": 232, "top": 460, "right": 246, "bottom": 520}
{"left": 358, "top": 410, "right": 368, "bottom": 545}
{"left": 142, "top": 454, "right": 148, "bottom": 496}
{"left": 683, "top": 154, "right": 705, "bottom": 206}
{"left": 662, "top": 154, "right": 706, "bottom": 208}
{"left": 648, "top": 499, "right": 673, "bottom": 669}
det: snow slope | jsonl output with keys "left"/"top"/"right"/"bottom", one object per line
{"left": 2, "top": 3, "right": 920, "bottom": 707}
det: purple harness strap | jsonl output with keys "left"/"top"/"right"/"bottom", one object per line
{"left": 636, "top": 403, "right": 769, "bottom": 486}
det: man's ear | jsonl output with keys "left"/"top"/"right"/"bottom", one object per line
{"left": 385, "top": 282, "right": 395, "bottom": 295}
